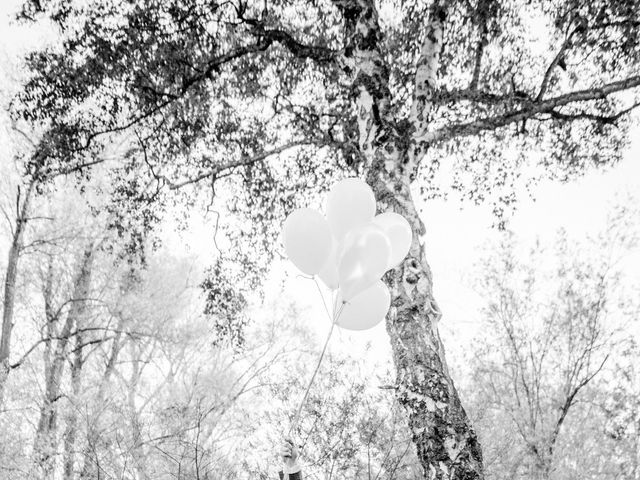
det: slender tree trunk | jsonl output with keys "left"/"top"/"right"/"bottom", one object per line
{"left": 333, "top": 1, "right": 484, "bottom": 477}
{"left": 63, "top": 331, "right": 85, "bottom": 480}
{"left": 128, "top": 343, "right": 149, "bottom": 480}
{"left": 80, "top": 316, "right": 125, "bottom": 479}
{"left": 43, "top": 257, "right": 56, "bottom": 386}
{"left": 32, "top": 246, "right": 94, "bottom": 478}
{"left": 0, "top": 181, "right": 35, "bottom": 406}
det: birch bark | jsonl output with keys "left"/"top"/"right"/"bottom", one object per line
{"left": 333, "top": 1, "right": 484, "bottom": 478}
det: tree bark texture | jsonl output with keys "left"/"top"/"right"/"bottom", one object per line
{"left": 334, "top": 1, "right": 484, "bottom": 478}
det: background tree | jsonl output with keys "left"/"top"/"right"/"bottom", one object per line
{"left": 465, "top": 205, "right": 639, "bottom": 480}
{"left": 600, "top": 341, "right": 640, "bottom": 480}
{"left": 0, "top": 129, "right": 39, "bottom": 405}
{"left": 9, "top": 0, "right": 640, "bottom": 477}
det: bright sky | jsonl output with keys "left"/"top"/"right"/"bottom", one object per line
{"left": 1, "top": 1, "right": 638, "bottom": 386}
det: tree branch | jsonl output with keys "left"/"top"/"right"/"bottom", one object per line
{"left": 433, "top": 87, "right": 524, "bottom": 105}
{"left": 549, "top": 353, "right": 609, "bottom": 454}
{"left": 469, "top": 0, "right": 493, "bottom": 91}
{"left": 545, "top": 101, "right": 640, "bottom": 124}
{"left": 424, "top": 74, "right": 640, "bottom": 143}
{"left": 410, "top": 2, "right": 446, "bottom": 136}
{"left": 537, "top": 18, "right": 640, "bottom": 102}
{"left": 536, "top": 26, "right": 577, "bottom": 101}
{"left": 163, "top": 139, "right": 333, "bottom": 190}
{"left": 245, "top": 23, "right": 338, "bottom": 63}
{"left": 0, "top": 204, "right": 14, "bottom": 236}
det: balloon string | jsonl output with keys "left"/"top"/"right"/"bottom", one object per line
{"left": 314, "top": 278, "right": 333, "bottom": 323}
{"left": 288, "top": 300, "right": 345, "bottom": 437}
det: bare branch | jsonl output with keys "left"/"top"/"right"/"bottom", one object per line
{"left": 549, "top": 353, "right": 609, "bottom": 452}
{"left": 44, "top": 157, "right": 110, "bottom": 178}
{"left": 0, "top": 204, "right": 14, "bottom": 236}
{"left": 9, "top": 339, "right": 46, "bottom": 370}
{"left": 9, "top": 123, "right": 37, "bottom": 149}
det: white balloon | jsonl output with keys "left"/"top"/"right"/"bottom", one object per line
{"left": 372, "top": 212, "right": 413, "bottom": 268}
{"left": 282, "top": 208, "right": 332, "bottom": 275}
{"left": 338, "top": 223, "right": 391, "bottom": 301}
{"left": 335, "top": 280, "right": 390, "bottom": 331}
{"left": 317, "top": 237, "right": 340, "bottom": 290}
{"left": 325, "top": 178, "right": 376, "bottom": 241}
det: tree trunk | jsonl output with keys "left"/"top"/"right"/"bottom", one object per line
{"left": 80, "top": 316, "right": 126, "bottom": 479}
{"left": 0, "top": 181, "right": 35, "bottom": 406}
{"left": 333, "top": 0, "right": 484, "bottom": 477}
{"left": 32, "top": 245, "right": 94, "bottom": 478}
{"left": 63, "top": 331, "right": 85, "bottom": 480}
{"left": 128, "top": 343, "right": 149, "bottom": 480}
{"left": 373, "top": 173, "right": 483, "bottom": 480}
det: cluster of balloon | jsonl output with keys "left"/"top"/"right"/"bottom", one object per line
{"left": 282, "top": 178, "right": 413, "bottom": 331}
